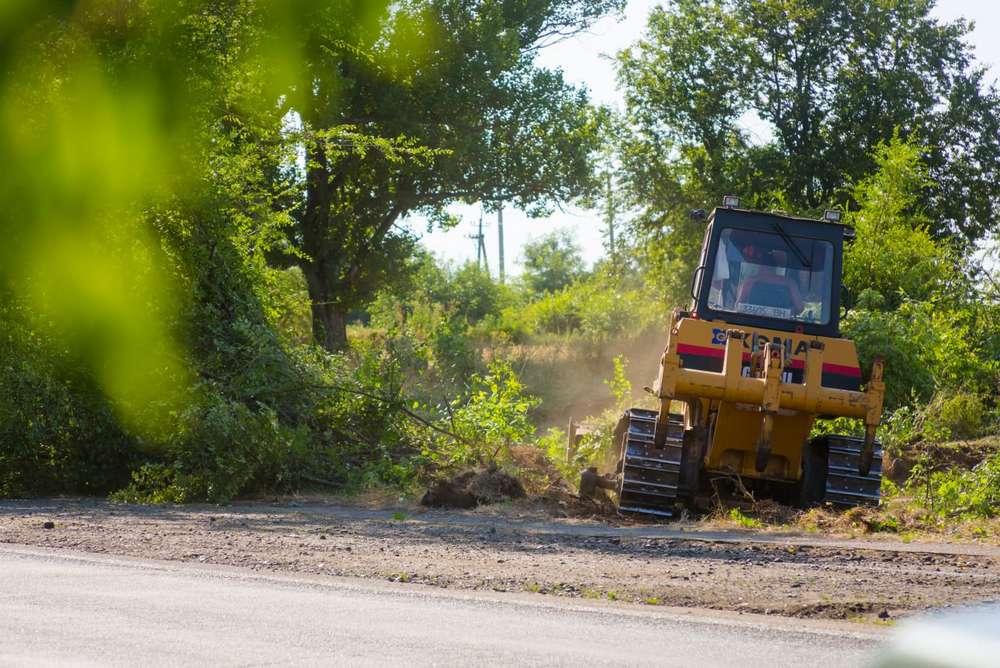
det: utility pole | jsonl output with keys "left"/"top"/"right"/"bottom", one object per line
{"left": 605, "top": 171, "right": 615, "bottom": 261}
{"left": 470, "top": 211, "right": 482, "bottom": 268}
{"left": 478, "top": 212, "right": 488, "bottom": 273}
{"left": 475, "top": 211, "right": 482, "bottom": 267}
{"left": 497, "top": 203, "right": 505, "bottom": 283}
{"left": 467, "top": 211, "right": 489, "bottom": 272}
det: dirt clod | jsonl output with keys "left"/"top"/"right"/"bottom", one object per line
{"left": 421, "top": 466, "right": 526, "bottom": 509}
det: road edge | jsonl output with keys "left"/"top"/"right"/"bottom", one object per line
{"left": 0, "top": 542, "right": 890, "bottom": 640}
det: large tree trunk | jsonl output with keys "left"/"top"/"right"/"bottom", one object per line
{"left": 312, "top": 301, "right": 349, "bottom": 352}
{"left": 301, "top": 263, "right": 349, "bottom": 352}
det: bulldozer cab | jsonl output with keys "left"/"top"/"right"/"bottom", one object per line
{"left": 690, "top": 207, "right": 850, "bottom": 338}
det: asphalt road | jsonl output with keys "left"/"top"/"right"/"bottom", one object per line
{"left": 0, "top": 545, "right": 884, "bottom": 667}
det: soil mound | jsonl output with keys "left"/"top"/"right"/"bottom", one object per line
{"left": 886, "top": 435, "right": 1000, "bottom": 482}
{"left": 420, "top": 465, "right": 527, "bottom": 508}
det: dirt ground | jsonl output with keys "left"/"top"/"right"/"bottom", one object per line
{"left": 2, "top": 498, "right": 999, "bottom": 624}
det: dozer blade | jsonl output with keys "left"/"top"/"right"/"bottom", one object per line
{"left": 824, "top": 435, "right": 883, "bottom": 506}
{"left": 618, "top": 408, "right": 683, "bottom": 518}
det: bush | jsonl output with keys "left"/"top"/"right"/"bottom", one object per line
{"left": 426, "top": 361, "right": 539, "bottom": 468}
{"left": 536, "top": 426, "right": 571, "bottom": 477}
{"left": 574, "top": 275, "right": 662, "bottom": 346}
{"left": 112, "top": 386, "right": 313, "bottom": 503}
{"left": 513, "top": 290, "right": 581, "bottom": 336}
{"left": 931, "top": 392, "right": 989, "bottom": 441}
{"left": 881, "top": 391, "right": 991, "bottom": 454}
{"left": 844, "top": 297, "right": 999, "bottom": 411}
{"left": 505, "top": 269, "right": 662, "bottom": 346}
{"left": 842, "top": 298, "right": 935, "bottom": 409}
{"left": 905, "top": 453, "right": 1000, "bottom": 519}
{"left": 0, "top": 302, "right": 137, "bottom": 497}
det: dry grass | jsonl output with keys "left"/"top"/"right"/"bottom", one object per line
{"left": 698, "top": 494, "right": 1000, "bottom": 545}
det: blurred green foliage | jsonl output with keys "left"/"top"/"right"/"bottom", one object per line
{"left": 0, "top": 1, "right": 622, "bottom": 501}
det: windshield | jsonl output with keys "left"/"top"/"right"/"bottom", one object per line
{"left": 707, "top": 227, "right": 834, "bottom": 325}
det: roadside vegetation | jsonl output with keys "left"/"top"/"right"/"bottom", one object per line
{"left": 1, "top": 1, "right": 998, "bottom": 538}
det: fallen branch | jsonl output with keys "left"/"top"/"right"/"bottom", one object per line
{"left": 299, "top": 381, "right": 471, "bottom": 446}
{"left": 300, "top": 473, "right": 345, "bottom": 489}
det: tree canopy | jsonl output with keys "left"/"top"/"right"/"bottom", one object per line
{"left": 618, "top": 0, "right": 1000, "bottom": 246}
{"left": 275, "top": 0, "right": 622, "bottom": 350}
{"left": 521, "top": 229, "right": 586, "bottom": 295}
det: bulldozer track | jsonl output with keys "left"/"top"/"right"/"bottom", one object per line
{"left": 824, "top": 435, "right": 883, "bottom": 506}
{"left": 612, "top": 412, "right": 883, "bottom": 517}
{"left": 618, "top": 409, "right": 684, "bottom": 518}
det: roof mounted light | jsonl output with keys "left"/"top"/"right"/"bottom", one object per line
{"left": 823, "top": 209, "right": 843, "bottom": 223}
{"left": 722, "top": 195, "right": 740, "bottom": 208}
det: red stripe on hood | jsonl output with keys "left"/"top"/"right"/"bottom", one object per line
{"left": 822, "top": 363, "right": 862, "bottom": 377}
{"left": 678, "top": 344, "right": 809, "bottom": 369}
{"left": 677, "top": 343, "right": 725, "bottom": 358}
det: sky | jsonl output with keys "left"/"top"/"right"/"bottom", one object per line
{"left": 415, "top": 0, "right": 1000, "bottom": 277}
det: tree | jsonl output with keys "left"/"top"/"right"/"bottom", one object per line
{"left": 739, "top": 0, "right": 1000, "bottom": 239}
{"left": 843, "top": 133, "right": 952, "bottom": 309}
{"left": 521, "top": 229, "right": 585, "bottom": 295}
{"left": 617, "top": 0, "right": 752, "bottom": 191}
{"left": 276, "top": 0, "right": 623, "bottom": 351}
{"left": 615, "top": 1, "right": 765, "bottom": 306}
{"left": 618, "top": 0, "right": 1000, "bottom": 245}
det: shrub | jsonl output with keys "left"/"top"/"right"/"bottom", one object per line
{"left": 842, "top": 299, "right": 935, "bottom": 409}
{"left": 930, "top": 392, "right": 989, "bottom": 441}
{"left": 516, "top": 290, "right": 581, "bottom": 335}
{"left": 576, "top": 281, "right": 659, "bottom": 346}
{"left": 905, "top": 453, "right": 1000, "bottom": 519}
{"left": 537, "top": 426, "right": 570, "bottom": 476}
{"left": 881, "top": 391, "right": 991, "bottom": 456}
{"left": 113, "top": 387, "right": 312, "bottom": 504}
{"left": 605, "top": 355, "right": 632, "bottom": 410}
{"left": 428, "top": 361, "right": 539, "bottom": 468}
{"left": 728, "top": 507, "right": 763, "bottom": 529}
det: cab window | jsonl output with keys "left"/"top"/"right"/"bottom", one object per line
{"left": 707, "top": 227, "right": 833, "bottom": 325}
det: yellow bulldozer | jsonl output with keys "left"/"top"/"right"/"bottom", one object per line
{"left": 580, "top": 198, "right": 886, "bottom": 517}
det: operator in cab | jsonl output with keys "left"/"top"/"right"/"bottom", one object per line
{"left": 734, "top": 248, "right": 804, "bottom": 317}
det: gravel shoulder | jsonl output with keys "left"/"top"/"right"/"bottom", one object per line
{"left": 2, "top": 498, "right": 999, "bottom": 623}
